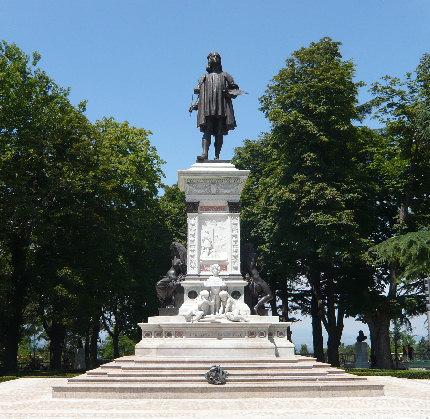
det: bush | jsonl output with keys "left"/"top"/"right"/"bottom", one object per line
{"left": 345, "top": 368, "right": 430, "bottom": 379}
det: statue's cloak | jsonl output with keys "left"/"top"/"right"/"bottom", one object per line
{"left": 194, "top": 72, "right": 238, "bottom": 135}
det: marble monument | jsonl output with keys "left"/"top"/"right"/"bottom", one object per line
{"left": 135, "top": 161, "right": 294, "bottom": 359}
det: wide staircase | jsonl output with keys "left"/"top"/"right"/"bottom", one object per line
{"left": 52, "top": 355, "right": 383, "bottom": 398}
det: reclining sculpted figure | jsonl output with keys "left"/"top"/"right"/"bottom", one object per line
{"left": 218, "top": 290, "right": 250, "bottom": 322}
{"left": 182, "top": 290, "right": 214, "bottom": 322}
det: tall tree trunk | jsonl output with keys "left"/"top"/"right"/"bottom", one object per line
{"left": 365, "top": 312, "right": 393, "bottom": 369}
{"left": 89, "top": 318, "right": 100, "bottom": 369}
{"left": 2, "top": 315, "right": 22, "bottom": 372}
{"left": 279, "top": 291, "right": 293, "bottom": 342}
{"left": 3, "top": 235, "right": 28, "bottom": 372}
{"left": 48, "top": 321, "right": 66, "bottom": 370}
{"left": 327, "top": 328, "right": 342, "bottom": 367}
{"left": 84, "top": 327, "right": 90, "bottom": 370}
{"left": 311, "top": 292, "right": 324, "bottom": 362}
{"left": 325, "top": 283, "right": 344, "bottom": 367}
{"left": 112, "top": 326, "right": 120, "bottom": 359}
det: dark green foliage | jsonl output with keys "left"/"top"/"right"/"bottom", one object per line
{"left": 371, "top": 231, "right": 430, "bottom": 279}
{"left": 159, "top": 184, "right": 187, "bottom": 246}
{"left": 0, "top": 41, "right": 171, "bottom": 371}
{"left": 235, "top": 39, "right": 430, "bottom": 370}
{"left": 358, "top": 54, "right": 430, "bottom": 368}
{"left": 234, "top": 37, "right": 367, "bottom": 366}
{"left": 299, "top": 344, "right": 309, "bottom": 355}
{"left": 99, "top": 334, "right": 136, "bottom": 359}
{"left": 416, "top": 337, "right": 429, "bottom": 354}
{"left": 346, "top": 369, "right": 430, "bottom": 379}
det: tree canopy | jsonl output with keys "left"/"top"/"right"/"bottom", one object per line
{"left": 0, "top": 41, "right": 174, "bottom": 371}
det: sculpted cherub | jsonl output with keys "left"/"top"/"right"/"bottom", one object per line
{"left": 218, "top": 290, "right": 250, "bottom": 322}
{"left": 183, "top": 290, "right": 214, "bottom": 322}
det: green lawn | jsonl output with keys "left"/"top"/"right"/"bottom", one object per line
{"left": 0, "top": 370, "right": 84, "bottom": 383}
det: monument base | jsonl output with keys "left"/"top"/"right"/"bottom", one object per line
{"left": 135, "top": 315, "right": 294, "bottom": 359}
{"left": 52, "top": 316, "right": 384, "bottom": 399}
{"left": 52, "top": 354, "right": 384, "bottom": 399}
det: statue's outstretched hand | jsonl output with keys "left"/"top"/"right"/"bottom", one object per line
{"left": 189, "top": 104, "right": 197, "bottom": 113}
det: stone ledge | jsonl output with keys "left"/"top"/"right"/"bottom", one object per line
{"left": 52, "top": 382, "right": 384, "bottom": 399}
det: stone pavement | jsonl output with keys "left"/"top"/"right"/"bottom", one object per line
{"left": 0, "top": 376, "right": 429, "bottom": 418}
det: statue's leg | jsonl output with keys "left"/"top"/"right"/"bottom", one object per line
{"left": 192, "top": 310, "right": 205, "bottom": 322}
{"left": 214, "top": 135, "right": 223, "bottom": 160}
{"left": 254, "top": 293, "right": 273, "bottom": 314}
{"left": 197, "top": 132, "right": 211, "bottom": 160}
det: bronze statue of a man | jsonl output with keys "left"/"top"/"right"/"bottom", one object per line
{"left": 189, "top": 52, "right": 245, "bottom": 160}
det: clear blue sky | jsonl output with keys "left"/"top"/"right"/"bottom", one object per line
{"left": 2, "top": 0, "right": 429, "bottom": 347}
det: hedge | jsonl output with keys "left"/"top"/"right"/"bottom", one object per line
{"left": 345, "top": 368, "right": 430, "bottom": 379}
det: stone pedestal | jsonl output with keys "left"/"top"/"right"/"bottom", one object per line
{"left": 178, "top": 161, "right": 248, "bottom": 277}
{"left": 355, "top": 341, "right": 370, "bottom": 368}
{"left": 73, "top": 348, "right": 85, "bottom": 370}
{"left": 177, "top": 161, "right": 250, "bottom": 319}
{"left": 135, "top": 161, "right": 295, "bottom": 359}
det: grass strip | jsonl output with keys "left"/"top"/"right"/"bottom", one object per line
{"left": 0, "top": 370, "right": 83, "bottom": 383}
{"left": 345, "top": 368, "right": 430, "bottom": 379}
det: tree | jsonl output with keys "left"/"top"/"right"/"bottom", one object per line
{"left": 299, "top": 344, "right": 309, "bottom": 355}
{"left": 91, "top": 117, "right": 166, "bottom": 358}
{"left": 235, "top": 38, "right": 367, "bottom": 366}
{"left": 359, "top": 54, "right": 430, "bottom": 369}
{"left": 0, "top": 41, "right": 93, "bottom": 371}
{"left": 99, "top": 334, "right": 135, "bottom": 359}
{"left": 415, "top": 337, "right": 429, "bottom": 354}
{"left": 159, "top": 184, "right": 187, "bottom": 245}
{"left": 0, "top": 42, "right": 168, "bottom": 371}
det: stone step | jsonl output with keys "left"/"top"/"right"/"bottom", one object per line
{"left": 100, "top": 362, "right": 330, "bottom": 371}
{"left": 113, "top": 356, "right": 316, "bottom": 364}
{"left": 87, "top": 366, "right": 345, "bottom": 376}
{"left": 53, "top": 353, "right": 382, "bottom": 399}
{"left": 68, "top": 374, "right": 365, "bottom": 383}
{"left": 52, "top": 381, "right": 384, "bottom": 399}
{"left": 87, "top": 370, "right": 345, "bottom": 378}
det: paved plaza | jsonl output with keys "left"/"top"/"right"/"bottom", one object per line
{"left": 0, "top": 375, "right": 429, "bottom": 418}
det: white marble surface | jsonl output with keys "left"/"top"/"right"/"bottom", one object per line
{"left": 178, "top": 162, "right": 248, "bottom": 277}
{"left": 136, "top": 317, "right": 294, "bottom": 358}
{"left": 2, "top": 376, "right": 430, "bottom": 418}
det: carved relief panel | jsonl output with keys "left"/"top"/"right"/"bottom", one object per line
{"left": 184, "top": 177, "right": 246, "bottom": 197}
{"left": 187, "top": 214, "right": 199, "bottom": 274}
{"left": 199, "top": 215, "right": 229, "bottom": 262}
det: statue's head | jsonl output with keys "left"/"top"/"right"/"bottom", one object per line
{"left": 357, "top": 330, "right": 367, "bottom": 342}
{"left": 206, "top": 52, "right": 222, "bottom": 73}
{"left": 210, "top": 264, "right": 221, "bottom": 276}
{"left": 200, "top": 289, "right": 210, "bottom": 300}
{"left": 219, "top": 290, "right": 229, "bottom": 301}
{"left": 167, "top": 267, "right": 177, "bottom": 280}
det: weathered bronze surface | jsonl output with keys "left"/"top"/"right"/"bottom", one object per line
{"left": 241, "top": 243, "right": 274, "bottom": 315}
{"left": 155, "top": 242, "right": 187, "bottom": 307}
{"left": 205, "top": 365, "right": 229, "bottom": 385}
{"left": 189, "top": 52, "right": 246, "bottom": 160}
